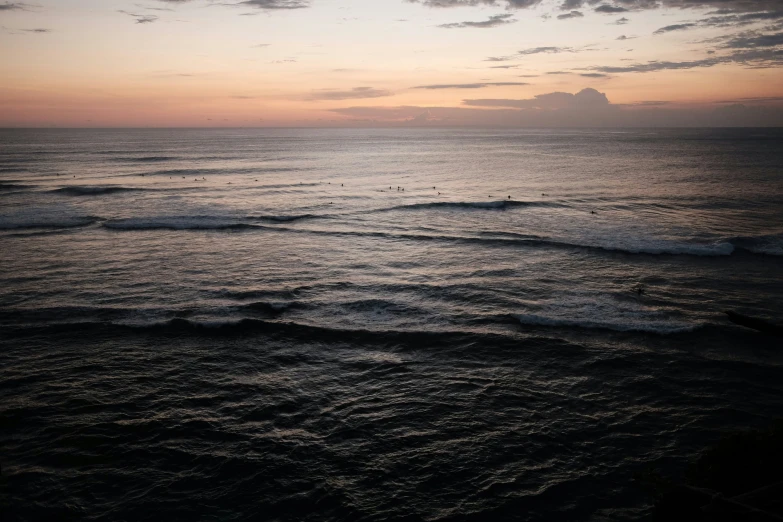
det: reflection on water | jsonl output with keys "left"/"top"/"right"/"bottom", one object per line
{"left": 1, "top": 128, "right": 782, "bottom": 521}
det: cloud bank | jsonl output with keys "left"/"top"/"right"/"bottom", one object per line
{"left": 329, "top": 87, "right": 783, "bottom": 127}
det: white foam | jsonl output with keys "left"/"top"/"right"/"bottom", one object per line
{"left": 514, "top": 294, "right": 700, "bottom": 334}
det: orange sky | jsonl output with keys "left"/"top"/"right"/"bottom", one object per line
{"left": 1, "top": 0, "right": 782, "bottom": 126}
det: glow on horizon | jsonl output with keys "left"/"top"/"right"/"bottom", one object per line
{"left": 1, "top": 0, "right": 782, "bottom": 127}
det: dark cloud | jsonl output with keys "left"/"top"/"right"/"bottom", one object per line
{"left": 722, "top": 30, "right": 783, "bottom": 48}
{"left": 413, "top": 82, "right": 529, "bottom": 89}
{"left": 164, "top": 0, "right": 309, "bottom": 7}
{"left": 614, "top": 16, "right": 630, "bottom": 24}
{"left": 557, "top": 10, "right": 584, "bottom": 19}
{"left": 438, "top": 13, "right": 516, "bottom": 28}
{"left": 21, "top": 27, "right": 49, "bottom": 32}
{"left": 482, "top": 46, "right": 582, "bottom": 67}
{"left": 137, "top": 4, "right": 175, "bottom": 11}
{"left": 406, "top": 0, "right": 543, "bottom": 8}
{"left": 408, "top": 0, "right": 783, "bottom": 12}
{"left": 560, "top": 0, "right": 584, "bottom": 9}
{"left": 588, "top": 46, "right": 783, "bottom": 73}
{"left": 699, "top": 9, "right": 783, "bottom": 29}
{"left": 0, "top": 2, "right": 32, "bottom": 10}
{"left": 592, "top": 57, "right": 723, "bottom": 72}
{"left": 595, "top": 4, "right": 629, "bottom": 13}
{"left": 654, "top": 22, "right": 697, "bottom": 34}
{"left": 518, "top": 46, "right": 575, "bottom": 55}
{"left": 239, "top": 0, "right": 309, "bottom": 8}
{"left": 636, "top": 1, "right": 781, "bottom": 11}
{"left": 118, "top": 10, "right": 159, "bottom": 23}
{"left": 580, "top": 72, "right": 610, "bottom": 77}
{"left": 308, "top": 87, "right": 393, "bottom": 101}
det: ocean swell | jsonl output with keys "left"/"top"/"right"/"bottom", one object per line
{"left": 52, "top": 186, "right": 149, "bottom": 196}
{"left": 102, "top": 216, "right": 264, "bottom": 231}
{"left": 514, "top": 313, "right": 702, "bottom": 335}
{"left": 246, "top": 214, "right": 320, "bottom": 223}
{"left": 381, "top": 200, "right": 553, "bottom": 212}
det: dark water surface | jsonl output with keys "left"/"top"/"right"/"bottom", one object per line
{"left": 1, "top": 128, "right": 782, "bottom": 521}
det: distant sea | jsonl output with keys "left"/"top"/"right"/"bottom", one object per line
{"left": 2, "top": 128, "right": 782, "bottom": 521}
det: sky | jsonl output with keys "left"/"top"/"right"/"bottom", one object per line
{"left": 1, "top": 0, "right": 782, "bottom": 127}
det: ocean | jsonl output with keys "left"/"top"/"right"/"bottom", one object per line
{"left": 1, "top": 127, "right": 782, "bottom": 521}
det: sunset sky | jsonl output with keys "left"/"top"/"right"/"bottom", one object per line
{"left": 1, "top": 0, "right": 782, "bottom": 126}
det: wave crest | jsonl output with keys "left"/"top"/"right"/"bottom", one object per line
{"left": 52, "top": 186, "right": 147, "bottom": 196}
{"left": 383, "top": 200, "right": 549, "bottom": 212}
{"left": 246, "top": 214, "right": 319, "bottom": 223}
{"left": 102, "top": 216, "right": 263, "bottom": 231}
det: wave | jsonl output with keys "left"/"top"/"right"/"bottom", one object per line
{"left": 0, "top": 215, "right": 98, "bottom": 230}
{"left": 246, "top": 214, "right": 319, "bottom": 223}
{"left": 0, "top": 317, "right": 514, "bottom": 347}
{"left": 102, "top": 212, "right": 319, "bottom": 230}
{"left": 52, "top": 186, "right": 149, "bottom": 196}
{"left": 96, "top": 217, "right": 766, "bottom": 258}
{"left": 0, "top": 183, "right": 34, "bottom": 191}
{"left": 554, "top": 239, "right": 737, "bottom": 257}
{"left": 514, "top": 313, "right": 702, "bottom": 335}
{"left": 241, "top": 301, "right": 297, "bottom": 315}
{"left": 154, "top": 168, "right": 222, "bottom": 176}
{"left": 102, "top": 216, "right": 265, "bottom": 231}
{"left": 287, "top": 227, "right": 740, "bottom": 257}
{"left": 111, "top": 156, "right": 179, "bottom": 163}
{"left": 251, "top": 182, "right": 321, "bottom": 190}
{"left": 381, "top": 200, "right": 554, "bottom": 212}
{"left": 152, "top": 167, "right": 311, "bottom": 177}
{"left": 731, "top": 234, "right": 783, "bottom": 257}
